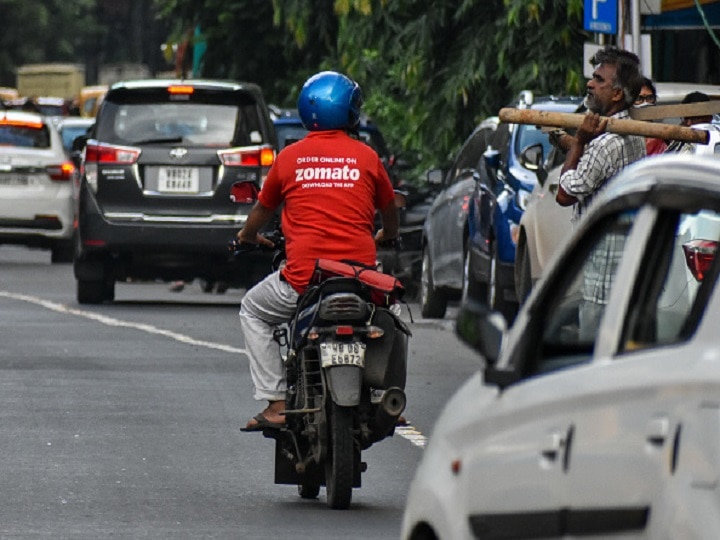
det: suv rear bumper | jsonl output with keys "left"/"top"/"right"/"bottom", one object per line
{"left": 76, "top": 189, "right": 274, "bottom": 284}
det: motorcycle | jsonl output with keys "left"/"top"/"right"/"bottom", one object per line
{"left": 230, "top": 230, "right": 412, "bottom": 509}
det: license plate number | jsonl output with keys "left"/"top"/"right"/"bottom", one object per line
{"left": 320, "top": 341, "right": 366, "bottom": 368}
{"left": 0, "top": 173, "right": 29, "bottom": 186}
{"left": 158, "top": 167, "right": 199, "bottom": 193}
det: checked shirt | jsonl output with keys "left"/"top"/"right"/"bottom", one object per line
{"left": 560, "top": 109, "right": 646, "bottom": 222}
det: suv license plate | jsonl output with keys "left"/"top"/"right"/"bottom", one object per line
{"left": 158, "top": 167, "right": 199, "bottom": 193}
{"left": 320, "top": 340, "right": 366, "bottom": 368}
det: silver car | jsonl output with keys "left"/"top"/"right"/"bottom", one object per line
{"left": 0, "top": 110, "right": 75, "bottom": 262}
{"left": 403, "top": 154, "right": 720, "bottom": 540}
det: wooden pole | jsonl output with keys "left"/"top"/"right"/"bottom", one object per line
{"left": 498, "top": 108, "right": 709, "bottom": 145}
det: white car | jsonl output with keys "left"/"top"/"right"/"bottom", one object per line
{"left": 0, "top": 110, "right": 76, "bottom": 262}
{"left": 402, "top": 154, "right": 720, "bottom": 539}
{"left": 515, "top": 83, "right": 720, "bottom": 303}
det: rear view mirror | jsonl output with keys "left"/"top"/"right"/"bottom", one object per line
{"left": 456, "top": 299, "right": 506, "bottom": 365}
{"left": 426, "top": 168, "right": 443, "bottom": 185}
{"left": 520, "top": 143, "right": 548, "bottom": 186}
{"left": 483, "top": 146, "right": 501, "bottom": 170}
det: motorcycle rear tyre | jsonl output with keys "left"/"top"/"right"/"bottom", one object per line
{"left": 325, "top": 402, "right": 354, "bottom": 509}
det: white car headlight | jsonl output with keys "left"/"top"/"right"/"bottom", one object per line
{"left": 516, "top": 188, "right": 531, "bottom": 211}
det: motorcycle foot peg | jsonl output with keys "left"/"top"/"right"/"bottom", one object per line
{"left": 360, "top": 462, "right": 368, "bottom": 473}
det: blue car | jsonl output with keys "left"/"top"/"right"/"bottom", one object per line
{"left": 465, "top": 92, "right": 583, "bottom": 321}
{"left": 420, "top": 92, "right": 582, "bottom": 321}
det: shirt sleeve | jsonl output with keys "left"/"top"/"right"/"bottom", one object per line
{"left": 560, "top": 134, "right": 622, "bottom": 200}
{"left": 258, "top": 160, "right": 283, "bottom": 209}
{"left": 374, "top": 160, "right": 396, "bottom": 210}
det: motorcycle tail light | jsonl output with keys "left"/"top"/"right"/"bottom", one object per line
{"left": 335, "top": 325, "right": 354, "bottom": 336}
{"left": 218, "top": 145, "right": 275, "bottom": 167}
{"left": 319, "top": 293, "right": 368, "bottom": 320}
{"left": 683, "top": 239, "right": 718, "bottom": 282}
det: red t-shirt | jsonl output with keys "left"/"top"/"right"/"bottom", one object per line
{"left": 258, "top": 130, "right": 396, "bottom": 293}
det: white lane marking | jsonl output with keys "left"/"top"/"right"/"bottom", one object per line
{"left": 0, "top": 291, "right": 247, "bottom": 354}
{"left": 1, "top": 290, "right": 428, "bottom": 448}
{"left": 394, "top": 425, "right": 428, "bottom": 448}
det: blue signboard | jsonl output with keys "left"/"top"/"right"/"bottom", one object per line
{"left": 584, "top": 0, "right": 618, "bottom": 35}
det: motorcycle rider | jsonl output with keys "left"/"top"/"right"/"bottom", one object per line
{"left": 236, "top": 71, "right": 399, "bottom": 431}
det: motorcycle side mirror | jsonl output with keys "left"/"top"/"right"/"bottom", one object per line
{"left": 519, "top": 143, "right": 548, "bottom": 186}
{"left": 455, "top": 299, "right": 506, "bottom": 366}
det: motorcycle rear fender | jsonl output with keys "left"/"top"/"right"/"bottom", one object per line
{"left": 325, "top": 365, "right": 362, "bottom": 406}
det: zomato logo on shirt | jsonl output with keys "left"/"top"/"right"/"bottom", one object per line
{"left": 295, "top": 155, "right": 360, "bottom": 187}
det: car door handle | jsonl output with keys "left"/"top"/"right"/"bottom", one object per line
{"left": 646, "top": 417, "right": 670, "bottom": 446}
{"left": 541, "top": 431, "right": 567, "bottom": 461}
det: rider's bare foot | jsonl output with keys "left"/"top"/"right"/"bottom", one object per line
{"left": 244, "top": 400, "right": 286, "bottom": 430}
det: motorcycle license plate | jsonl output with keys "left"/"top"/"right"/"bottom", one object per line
{"left": 320, "top": 341, "right": 366, "bottom": 368}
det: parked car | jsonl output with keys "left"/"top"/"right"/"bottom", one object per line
{"left": 0, "top": 110, "right": 76, "bottom": 262}
{"left": 420, "top": 92, "right": 582, "bottom": 320}
{"left": 270, "top": 106, "right": 426, "bottom": 297}
{"left": 73, "top": 79, "right": 278, "bottom": 304}
{"left": 402, "top": 154, "right": 720, "bottom": 540}
{"left": 515, "top": 83, "right": 720, "bottom": 303}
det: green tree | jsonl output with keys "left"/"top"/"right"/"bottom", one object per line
{"left": 155, "top": 0, "right": 589, "bottom": 172}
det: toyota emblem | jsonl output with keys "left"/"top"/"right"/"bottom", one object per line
{"left": 169, "top": 147, "right": 188, "bottom": 159}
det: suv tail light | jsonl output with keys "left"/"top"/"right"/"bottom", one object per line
{"left": 47, "top": 162, "right": 75, "bottom": 182}
{"left": 85, "top": 142, "right": 141, "bottom": 165}
{"left": 682, "top": 239, "right": 718, "bottom": 282}
{"left": 218, "top": 145, "right": 275, "bottom": 167}
{"left": 84, "top": 141, "right": 141, "bottom": 193}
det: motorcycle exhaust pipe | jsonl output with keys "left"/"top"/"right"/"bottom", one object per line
{"left": 366, "top": 387, "right": 407, "bottom": 446}
{"left": 380, "top": 387, "right": 406, "bottom": 417}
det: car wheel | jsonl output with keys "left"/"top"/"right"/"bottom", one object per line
{"left": 461, "top": 239, "right": 482, "bottom": 302}
{"left": 77, "top": 279, "right": 105, "bottom": 304}
{"left": 515, "top": 240, "right": 532, "bottom": 305}
{"left": 51, "top": 239, "right": 74, "bottom": 264}
{"left": 420, "top": 248, "right": 447, "bottom": 318}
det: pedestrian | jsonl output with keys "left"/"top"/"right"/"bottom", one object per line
{"left": 236, "top": 71, "right": 399, "bottom": 431}
{"left": 635, "top": 77, "right": 667, "bottom": 155}
{"left": 665, "top": 91, "right": 713, "bottom": 154}
{"left": 555, "top": 45, "right": 646, "bottom": 340}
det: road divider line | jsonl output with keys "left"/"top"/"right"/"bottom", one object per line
{"left": 0, "top": 290, "right": 429, "bottom": 448}
{"left": 0, "top": 291, "right": 248, "bottom": 355}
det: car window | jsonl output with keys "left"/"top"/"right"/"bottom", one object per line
{"left": 446, "top": 126, "right": 495, "bottom": 186}
{"left": 97, "top": 97, "right": 265, "bottom": 147}
{"left": 517, "top": 209, "right": 638, "bottom": 378}
{"left": 0, "top": 123, "right": 51, "bottom": 148}
{"left": 59, "top": 125, "right": 91, "bottom": 154}
{"left": 515, "top": 124, "right": 552, "bottom": 161}
{"left": 620, "top": 208, "right": 720, "bottom": 351}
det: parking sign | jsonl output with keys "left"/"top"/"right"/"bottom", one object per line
{"left": 584, "top": 0, "right": 618, "bottom": 34}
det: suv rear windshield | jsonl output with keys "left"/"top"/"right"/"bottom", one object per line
{"left": 95, "top": 90, "right": 267, "bottom": 147}
{"left": 0, "top": 124, "right": 50, "bottom": 148}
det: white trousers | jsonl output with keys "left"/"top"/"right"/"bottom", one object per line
{"left": 238, "top": 271, "right": 299, "bottom": 401}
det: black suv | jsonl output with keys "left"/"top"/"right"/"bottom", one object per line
{"left": 74, "top": 79, "right": 278, "bottom": 304}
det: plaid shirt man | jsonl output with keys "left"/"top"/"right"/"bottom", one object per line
{"left": 559, "top": 109, "right": 646, "bottom": 222}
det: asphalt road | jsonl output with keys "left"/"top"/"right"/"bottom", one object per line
{"left": 0, "top": 245, "right": 480, "bottom": 539}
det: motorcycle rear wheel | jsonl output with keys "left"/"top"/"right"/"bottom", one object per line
{"left": 325, "top": 402, "right": 354, "bottom": 509}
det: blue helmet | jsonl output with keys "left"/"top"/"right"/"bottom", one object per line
{"left": 297, "top": 71, "right": 363, "bottom": 131}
